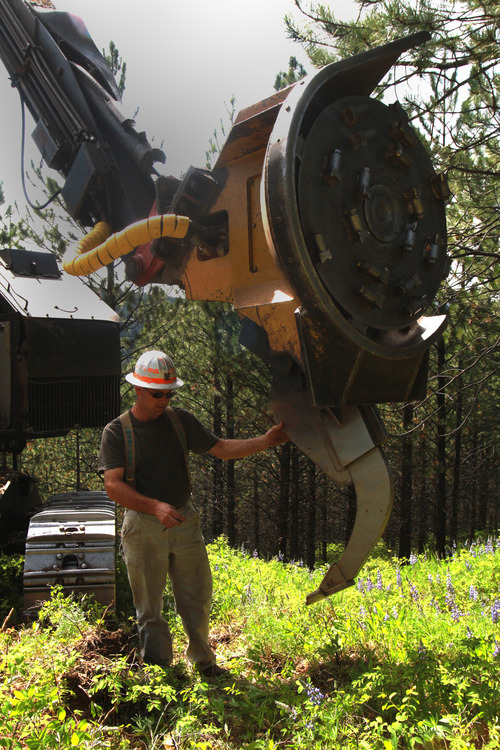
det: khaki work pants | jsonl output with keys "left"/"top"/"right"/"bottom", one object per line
{"left": 121, "top": 503, "right": 216, "bottom": 668}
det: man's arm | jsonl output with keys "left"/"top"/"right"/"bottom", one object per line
{"left": 208, "top": 422, "right": 289, "bottom": 460}
{"left": 103, "top": 467, "right": 186, "bottom": 527}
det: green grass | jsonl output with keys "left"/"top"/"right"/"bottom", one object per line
{"left": 1, "top": 537, "right": 499, "bottom": 749}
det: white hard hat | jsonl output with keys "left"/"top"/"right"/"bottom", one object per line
{"left": 125, "top": 350, "right": 184, "bottom": 390}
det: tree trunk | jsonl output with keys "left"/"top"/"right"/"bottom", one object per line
{"left": 435, "top": 337, "right": 447, "bottom": 556}
{"left": 320, "top": 483, "right": 327, "bottom": 563}
{"left": 450, "top": 366, "right": 463, "bottom": 544}
{"left": 278, "top": 442, "right": 291, "bottom": 558}
{"left": 416, "top": 431, "right": 429, "bottom": 554}
{"left": 290, "top": 445, "right": 299, "bottom": 560}
{"left": 225, "top": 371, "right": 236, "bottom": 547}
{"left": 399, "top": 403, "right": 413, "bottom": 558}
{"left": 253, "top": 468, "right": 259, "bottom": 551}
{"left": 477, "top": 441, "right": 488, "bottom": 534}
{"left": 469, "top": 426, "right": 478, "bottom": 541}
{"left": 211, "top": 369, "right": 223, "bottom": 538}
{"left": 306, "top": 459, "right": 316, "bottom": 569}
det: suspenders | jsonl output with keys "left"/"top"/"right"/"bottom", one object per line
{"left": 120, "top": 410, "right": 136, "bottom": 488}
{"left": 119, "top": 407, "right": 191, "bottom": 493}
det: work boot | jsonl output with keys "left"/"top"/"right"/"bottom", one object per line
{"left": 199, "top": 663, "right": 230, "bottom": 680}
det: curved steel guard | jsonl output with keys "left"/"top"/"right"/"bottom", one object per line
{"left": 271, "top": 387, "right": 394, "bottom": 605}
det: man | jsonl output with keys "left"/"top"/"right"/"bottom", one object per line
{"left": 99, "top": 349, "right": 288, "bottom": 677}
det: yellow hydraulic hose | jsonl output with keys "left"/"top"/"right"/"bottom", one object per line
{"left": 63, "top": 214, "right": 192, "bottom": 276}
{"left": 74, "top": 221, "right": 112, "bottom": 255}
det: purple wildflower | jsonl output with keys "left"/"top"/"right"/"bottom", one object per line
{"left": 365, "top": 576, "right": 374, "bottom": 592}
{"left": 491, "top": 600, "right": 500, "bottom": 624}
{"left": 469, "top": 585, "right": 479, "bottom": 601}
{"left": 396, "top": 569, "right": 402, "bottom": 587}
{"left": 376, "top": 570, "right": 383, "bottom": 590}
{"left": 410, "top": 554, "right": 418, "bottom": 565}
{"left": 446, "top": 571, "right": 454, "bottom": 592}
{"left": 306, "top": 685, "right": 325, "bottom": 705}
{"left": 494, "top": 640, "right": 500, "bottom": 658}
{"left": 359, "top": 606, "right": 368, "bottom": 630}
{"left": 409, "top": 584, "right": 419, "bottom": 602}
{"left": 450, "top": 603, "right": 463, "bottom": 622}
{"left": 430, "top": 597, "right": 441, "bottom": 613}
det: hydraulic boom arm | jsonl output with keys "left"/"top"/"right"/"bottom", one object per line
{"left": 0, "top": 0, "right": 449, "bottom": 602}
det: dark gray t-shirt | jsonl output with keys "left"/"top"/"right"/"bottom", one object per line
{"left": 98, "top": 407, "right": 218, "bottom": 508}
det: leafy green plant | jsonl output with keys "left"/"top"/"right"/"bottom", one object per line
{"left": 1, "top": 538, "right": 499, "bottom": 748}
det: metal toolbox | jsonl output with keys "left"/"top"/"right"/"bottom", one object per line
{"left": 23, "top": 491, "right": 116, "bottom": 613}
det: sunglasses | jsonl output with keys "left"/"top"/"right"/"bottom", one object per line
{"left": 144, "top": 388, "right": 175, "bottom": 400}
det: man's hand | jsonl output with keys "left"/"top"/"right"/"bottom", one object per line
{"left": 264, "top": 421, "right": 290, "bottom": 447}
{"left": 154, "top": 502, "right": 187, "bottom": 528}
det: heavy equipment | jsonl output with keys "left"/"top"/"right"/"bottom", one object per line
{"left": 0, "top": 0, "right": 449, "bottom": 604}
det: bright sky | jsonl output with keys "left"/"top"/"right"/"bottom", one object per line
{"left": 0, "top": 0, "right": 356, "bottom": 207}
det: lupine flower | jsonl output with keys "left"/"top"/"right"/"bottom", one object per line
{"left": 306, "top": 685, "right": 325, "bottom": 705}
{"left": 494, "top": 640, "right": 500, "bottom": 658}
{"left": 430, "top": 597, "right": 441, "bottom": 613}
{"left": 359, "top": 606, "right": 368, "bottom": 629}
{"left": 466, "top": 627, "right": 473, "bottom": 639}
{"left": 469, "top": 585, "right": 479, "bottom": 601}
{"left": 450, "top": 603, "right": 463, "bottom": 622}
{"left": 410, "top": 553, "right": 418, "bottom": 565}
{"left": 365, "top": 576, "right": 374, "bottom": 592}
{"left": 485, "top": 538, "right": 494, "bottom": 554}
{"left": 428, "top": 574, "right": 433, "bottom": 584}
{"left": 465, "top": 560, "right": 473, "bottom": 572}
{"left": 392, "top": 606, "right": 398, "bottom": 619}
{"left": 253, "top": 549, "right": 258, "bottom": 559}
{"left": 409, "top": 584, "right": 419, "bottom": 601}
{"left": 357, "top": 579, "right": 365, "bottom": 593}
{"left": 376, "top": 570, "right": 383, "bottom": 590}
{"left": 418, "top": 640, "right": 427, "bottom": 660}
{"left": 396, "top": 569, "right": 402, "bottom": 587}
{"left": 491, "top": 600, "right": 500, "bottom": 624}
{"left": 446, "top": 571, "right": 454, "bottom": 594}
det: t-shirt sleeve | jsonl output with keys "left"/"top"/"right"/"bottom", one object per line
{"left": 176, "top": 408, "right": 218, "bottom": 454}
{"left": 98, "top": 419, "right": 126, "bottom": 473}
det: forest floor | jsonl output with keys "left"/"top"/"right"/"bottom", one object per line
{"left": 1, "top": 537, "right": 500, "bottom": 749}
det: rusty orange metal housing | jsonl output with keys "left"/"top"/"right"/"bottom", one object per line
{"left": 177, "top": 88, "right": 302, "bottom": 363}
